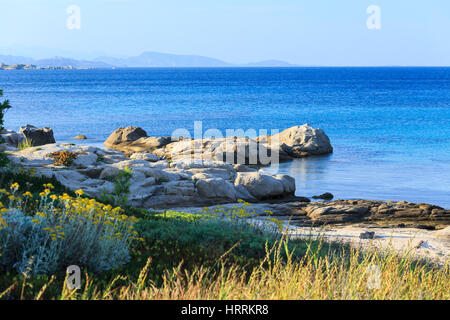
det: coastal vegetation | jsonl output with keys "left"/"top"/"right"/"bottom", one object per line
{"left": 0, "top": 173, "right": 448, "bottom": 300}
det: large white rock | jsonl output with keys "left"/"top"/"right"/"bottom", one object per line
{"left": 196, "top": 178, "right": 237, "bottom": 202}
{"left": 73, "top": 153, "right": 98, "bottom": 167}
{"left": 130, "top": 152, "right": 159, "bottom": 162}
{"left": 99, "top": 166, "right": 120, "bottom": 180}
{"left": 111, "top": 159, "right": 151, "bottom": 170}
{"left": 189, "top": 168, "right": 236, "bottom": 181}
{"left": 234, "top": 172, "right": 286, "bottom": 200}
{"left": 166, "top": 137, "right": 284, "bottom": 166}
{"left": 53, "top": 170, "right": 86, "bottom": 190}
{"left": 170, "top": 159, "right": 234, "bottom": 170}
{"left": 274, "top": 174, "right": 296, "bottom": 194}
{"left": 148, "top": 160, "right": 170, "bottom": 169}
{"left": 0, "top": 129, "right": 24, "bottom": 147}
{"left": 258, "top": 124, "right": 333, "bottom": 157}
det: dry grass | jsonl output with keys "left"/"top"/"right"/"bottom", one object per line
{"left": 28, "top": 240, "right": 449, "bottom": 300}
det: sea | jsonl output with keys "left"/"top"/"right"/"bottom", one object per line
{"left": 1, "top": 67, "right": 449, "bottom": 208}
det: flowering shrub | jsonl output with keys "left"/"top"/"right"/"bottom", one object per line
{"left": 47, "top": 151, "right": 82, "bottom": 166}
{"left": 0, "top": 183, "right": 140, "bottom": 275}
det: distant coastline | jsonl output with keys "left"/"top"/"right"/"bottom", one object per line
{"left": 0, "top": 63, "right": 94, "bottom": 70}
{"left": 0, "top": 51, "right": 297, "bottom": 69}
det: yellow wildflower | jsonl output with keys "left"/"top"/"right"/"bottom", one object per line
{"left": 10, "top": 182, "right": 20, "bottom": 190}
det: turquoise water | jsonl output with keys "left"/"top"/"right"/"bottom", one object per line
{"left": 1, "top": 67, "right": 449, "bottom": 208}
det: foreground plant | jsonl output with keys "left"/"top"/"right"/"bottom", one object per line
{"left": 0, "top": 183, "right": 140, "bottom": 275}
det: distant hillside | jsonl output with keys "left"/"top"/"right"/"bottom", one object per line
{"left": 1, "top": 51, "right": 296, "bottom": 69}
{"left": 34, "top": 57, "right": 112, "bottom": 68}
{"left": 95, "top": 51, "right": 232, "bottom": 68}
{"left": 0, "top": 54, "right": 35, "bottom": 65}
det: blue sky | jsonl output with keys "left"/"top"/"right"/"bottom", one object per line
{"left": 0, "top": 0, "right": 449, "bottom": 65}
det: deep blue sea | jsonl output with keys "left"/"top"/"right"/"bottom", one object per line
{"left": 1, "top": 67, "right": 449, "bottom": 208}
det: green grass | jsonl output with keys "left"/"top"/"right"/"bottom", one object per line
{"left": 17, "top": 139, "right": 33, "bottom": 150}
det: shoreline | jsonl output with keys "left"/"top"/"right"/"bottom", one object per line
{"left": 2, "top": 125, "right": 449, "bottom": 229}
{"left": 46, "top": 137, "right": 450, "bottom": 210}
{"left": 1, "top": 126, "right": 449, "bottom": 267}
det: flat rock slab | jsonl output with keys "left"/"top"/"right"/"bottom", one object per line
{"left": 163, "top": 199, "right": 449, "bottom": 228}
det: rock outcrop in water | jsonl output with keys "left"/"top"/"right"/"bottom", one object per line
{"left": 257, "top": 124, "right": 333, "bottom": 157}
{"left": 103, "top": 124, "right": 333, "bottom": 165}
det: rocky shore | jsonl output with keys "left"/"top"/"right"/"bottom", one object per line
{"left": 2, "top": 124, "right": 448, "bottom": 233}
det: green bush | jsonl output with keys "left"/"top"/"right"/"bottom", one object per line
{"left": 0, "top": 89, "right": 12, "bottom": 168}
{"left": 98, "top": 166, "right": 133, "bottom": 207}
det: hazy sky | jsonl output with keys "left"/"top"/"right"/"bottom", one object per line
{"left": 0, "top": 0, "right": 449, "bottom": 65}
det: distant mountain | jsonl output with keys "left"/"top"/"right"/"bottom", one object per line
{"left": 245, "top": 60, "right": 297, "bottom": 67}
{"left": 0, "top": 51, "right": 296, "bottom": 69}
{"left": 0, "top": 54, "right": 35, "bottom": 65}
{"left": 95, "top": 51, "right": 232, "bottom": 68}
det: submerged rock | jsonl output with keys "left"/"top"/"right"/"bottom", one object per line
{"left": 313, "top": 192, "right": 334, "bottom": 200}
